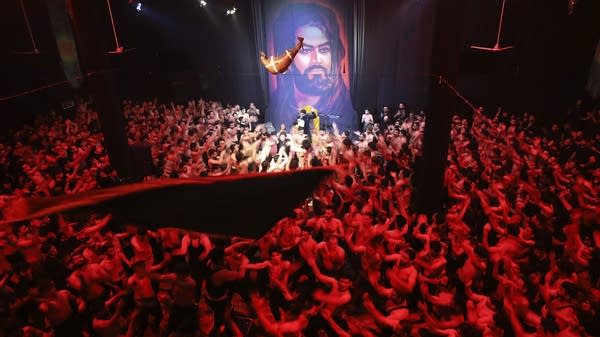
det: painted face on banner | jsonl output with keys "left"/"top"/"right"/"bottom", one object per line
{"left": 293, "top": 24, "right": 333, "bottom": 96}
{"left": 266, "top": 1, "right": 357, "bottom": 131}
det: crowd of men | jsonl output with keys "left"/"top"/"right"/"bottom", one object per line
{"left": 0, "top": 97, "right": 599, "bottom": 337}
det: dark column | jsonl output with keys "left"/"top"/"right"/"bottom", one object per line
{"left": 67, "top": 0, "right": 133, "bottom": 178}
{"left": 412, "top": 0, "right": 468, "bottom": 215}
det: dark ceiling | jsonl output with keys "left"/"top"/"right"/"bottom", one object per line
{"left": 0, "top": 0, "right": 599, "bottom": 131}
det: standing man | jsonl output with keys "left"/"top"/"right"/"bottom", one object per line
{"left": 298, "top": 109, "right": 316, "bottom": 143}
{"left": 381, "top": 106, "right": 391, "bottom": 127}
{"left": 361, "top": 109, "right": 374, "bottom": 131}
{"left": 394, "top": 103, "right": 408, "bottom": 123}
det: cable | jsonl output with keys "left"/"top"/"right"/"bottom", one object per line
{"left": 2, "top": 70, "right": 476, "bottom": 113}
{"left": 18, "top": 0, "right": 39, "bottom": 53}
{"left": 0, "top": 70, "right": 115, "bottom": 103}
{"left": 429, "top": 74, "right": 479, "bottom": 112}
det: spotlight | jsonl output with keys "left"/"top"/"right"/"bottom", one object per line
{"left": 226, "top": 6, "right": 236, "bottom": 15}
{"left": 568, "top": 0, "right": 577, "bottom": 15}
{"left": 135, "top": 2, "right": 142, "bottom": 12}
{"left": 199, "top": 0, "right": 207, "bottom": 7}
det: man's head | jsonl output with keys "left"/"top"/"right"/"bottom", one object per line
{"left": 294, "top": 24, "right": 333, "bottom": 95}
{"left": 301, "top": 230, "right": 311, "bottom": 241}
{"left": 273, "top": 3, "right": 345, "bottom": 98}
{"left": 429, "top": 240, "right": 442, "bottom": 256}
{"left": 338, "top": 277, "right": 352, "bottom": 291}
{"left": 38, "top": 279, "right": 56, "bottom": 297}
{"left": 47, "top": 244, "right": 58, "bottom": 258}
{"left": 270, "top": 247, "right": 283, "bottom": 263}
{"left": 326, "top": 235, "right": 338, "bottom": 247}
{"left": 324, "top": 207, "right": 335, "bottom": 220}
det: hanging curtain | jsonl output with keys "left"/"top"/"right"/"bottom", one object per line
{"left": 46, "top": 0, "right": 83, "bottom": 88}
{"left": 586, "top": 39, "right": 600, "bottom": 100}
{"left": 251, "top": 0, "right": 270, "bottom": 113}
{"left": 350, "top": 0, "right": 365, "bottom": 111}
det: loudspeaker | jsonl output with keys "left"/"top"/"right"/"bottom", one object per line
{"left": 130, "top": 144, "right": 153, "bottom": 180}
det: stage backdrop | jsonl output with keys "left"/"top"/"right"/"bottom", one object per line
{"left": 261, "top": 0, "right": 357, "bottom": 132}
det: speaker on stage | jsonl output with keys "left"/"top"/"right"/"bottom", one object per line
{"left": 130, "top": 144, "right": 153, "bottom": 181}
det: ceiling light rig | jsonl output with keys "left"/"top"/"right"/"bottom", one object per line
{"left": 13, "top": 0, "right": 41, "bottom": 55}
{"left": 107, "top": 0, "right": 135, "bottom": 54}
{"left": 568, "top": 0, "right": 578, "bottom": 15}
{"left": 199, "top": 0, "right": 207, "bottom": 7}
{"left": 470, "top": 0, "right": 515, "bottom": 53}
{"left": 226, "top": 6, "right": 237, "bottom": 16}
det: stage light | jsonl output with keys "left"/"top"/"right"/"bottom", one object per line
{"left": 199, "top": 0, "right": 207, "bottom": 7}
{"left": 226, "top": 6, "right": 237, "bottom": 15}
{"left": 470, "top": 0, "right": 514, "bottom": 52}
{"left": 568, "top": 0, "right": 577, "bottom": 15}
{"left": 135, "top": 2, "right": 142, "bottom": 12}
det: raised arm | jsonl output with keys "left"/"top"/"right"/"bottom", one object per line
{"left": 307, "top": 258, "right": 337, "bottom": 289}
{"left": 78, "top": 214, "right": 112, "bottom": 236}
{"left": 172, "top": 233, "right": 191, "bottom": 256}
{"left": 503, "top": 297, "right": 531, "bottom": 337}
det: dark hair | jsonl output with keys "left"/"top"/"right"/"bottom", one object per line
{"left": 395, "top": 215, "right": 407, "bottom": 228}
{"left": 430, "top": 241, "right": 442, "bottom": 254}
{"left": 561, "top": 280, "right": 578, "bottom": 294}
{"left": 557, "top": 258, "right": 575, "bottom": 274}
{"left": 367, "top": 174, "right": 376, "bottom": 185}
{"left": 207, "top": 247, "right": 225, "bottom": 267}
{"left": 405, "top": 248, "right": 416, "bottom": 260}
{"left": 269, "top": 246, "right": 283, "bottom": 256}
{"left": 507, "top": 224, "right": 520, "bottom": 237}
{"left": 459, "top": 323, "right": 483, "bottom": 337}
{"left": 474, "top": 245, "right": 489, "bottom": 259}
{"left": 344, "top": 175, "right": 354, "bottom": 188}
{"left": 541, "top": 316, "right": 559, "bottom": 333}
{"left": 37, "top": 279, "right": 54, "bottom": 295}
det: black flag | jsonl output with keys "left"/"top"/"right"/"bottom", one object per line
{"left": 1, "top": 168, "right": 333, "bottom": 238}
